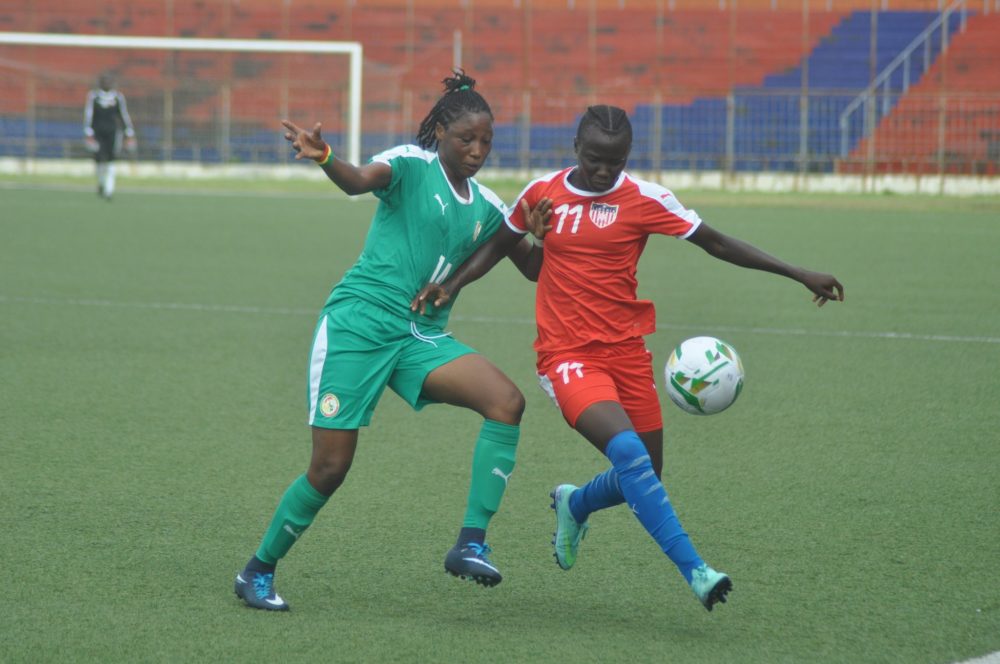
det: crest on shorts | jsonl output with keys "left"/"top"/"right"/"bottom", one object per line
{"left": 319, "top": 393, "right": 340, "bottom": 418}
{"left": 589, "top": 202, "right": 619, "bottom": 229}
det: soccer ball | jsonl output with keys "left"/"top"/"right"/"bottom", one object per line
{"left": 664, "top": 336, "right": 744, "bottom": 415}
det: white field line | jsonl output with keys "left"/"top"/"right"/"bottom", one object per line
{"left": 954, "top": 652, "right": 1000, "bottom": 664}
{"left": 0, "top": 180, "right": 355, "bottom": 200}
{"left": 3, "top": 295, "right": 1000, "bottom": 345}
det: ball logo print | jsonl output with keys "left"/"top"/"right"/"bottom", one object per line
{"left": 665, "top": 336, "right": 744, "bottom": 415}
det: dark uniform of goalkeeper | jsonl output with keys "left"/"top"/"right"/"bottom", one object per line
{"left": 83, "top": 73, "right": 136, "bottom": 200}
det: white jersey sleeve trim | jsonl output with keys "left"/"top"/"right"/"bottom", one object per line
{"left": 503, "top": 168, "right": 565, "bottom": 234}
{"left": 83, "top": 90, "right": 96, "bottom": 136}
{"left": 116, "top": 91, "right": 135, "bottom": 136}
{"left": 370, "top": 144, "right": 435, "bottom": 166}
{"left": 503, "top": 216, "right": 529, "bottom": 235}
{"left": 632, "top": 175, "right": 703, "bottom": 239}
{"left": 475, "top": 181, "right": 509, "bottom": 217}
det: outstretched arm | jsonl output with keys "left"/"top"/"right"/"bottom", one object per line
{"left": 686, "top": 222, "right": 844, "bottom": 307}
{"left": 282, "top": 119, "right": 391, "bottom": 195}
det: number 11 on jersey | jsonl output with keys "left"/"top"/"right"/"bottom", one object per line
{"left": 553, "top": 204, "right": 583, "bottom": 234}
{"left": 556, "top": 361, "right": 584, "bottom": 384}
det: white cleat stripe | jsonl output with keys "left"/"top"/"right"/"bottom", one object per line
{"left": 461, "top": 557, "right": 499, "bottom": 573}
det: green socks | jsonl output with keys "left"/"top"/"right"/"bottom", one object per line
{"left": 462, "top": 419, "right": 519, "bottom": 529}
{"left": 254, "top": 421, "right": 518, "bottom": 563}
{"left": 255, "top": 474, "right": 329, "bottom": 565}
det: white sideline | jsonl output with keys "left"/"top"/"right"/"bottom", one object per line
{"left": 954, "top": 652, "right": 1000, "bottom": 664}
{"left": 5, "top": 158, "right": 1000, "bottom": 196}
{"left": 2, "top": 295, "right": 999, "bottom": 345}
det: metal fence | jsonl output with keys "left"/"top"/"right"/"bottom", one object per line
{"left": 2, "top": 0, "right": 1000, "bottom": 176}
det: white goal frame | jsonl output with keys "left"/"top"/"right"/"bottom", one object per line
{"left": 0, "top": 31, "right": 363, "bottom": 165}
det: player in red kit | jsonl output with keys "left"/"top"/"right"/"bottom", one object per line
{"left": 412, "top": 105, "right": 844, "bottom": 611}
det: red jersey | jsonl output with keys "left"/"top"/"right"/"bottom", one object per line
{"left": 506, "top": 167, "right": 702, "bottom": 355}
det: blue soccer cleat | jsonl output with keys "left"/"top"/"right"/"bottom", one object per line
{"left": 690, "top": 563, "right": 732, "bottom": 612}
{"left": 550, "top": 484, "right": 590, "bottom": 571}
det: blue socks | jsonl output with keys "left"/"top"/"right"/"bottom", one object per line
{"left": 569, "top": 467, "right": 624, "bottom": 523}
{"left": 599, "top": 430, "right": 703, "bottom": 583}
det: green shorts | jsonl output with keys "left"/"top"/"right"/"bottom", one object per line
{"left": 307, "top": 298, "right": 476, "bottom": 429}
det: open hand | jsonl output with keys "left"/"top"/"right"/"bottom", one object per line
{"left": 281, "top": 119, "right": 326, "bottom": 161}
{"left": 410, "top": 283, "right": 453, "bottom": 315}
{"left": 522, "top": 197, "right": 554, "bottom": 240}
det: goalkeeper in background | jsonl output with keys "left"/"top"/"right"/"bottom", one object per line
{"left": 83, "top": 72, "right": 136, "bottom": 200}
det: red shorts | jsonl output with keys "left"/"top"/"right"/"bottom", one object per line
{"left": 536, "top": 338, "right": 662, "bottom": 432}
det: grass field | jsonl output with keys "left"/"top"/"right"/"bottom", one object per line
{"left": 2, "top": 178, "right": 998, "bottom": 663}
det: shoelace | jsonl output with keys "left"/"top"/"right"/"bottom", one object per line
{"left": 252, "top": 572, "right": 275, "bottom": 599}
{"left": 466, "top": 542, "right": 493, "bottom": 561}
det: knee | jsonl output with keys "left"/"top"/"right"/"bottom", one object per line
{"left": 488, "top": 385, "right": 525, "bottom": 425}
{"left": 308, "top": 452, "right": 353, "bottom": 496}
{"left": 606, "top": 430, "right": 648, "bottom": 465}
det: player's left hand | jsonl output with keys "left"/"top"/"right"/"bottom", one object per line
{"left": 410, "top": 282, "right": 453, "bottom": 315}
{"left": 522, "top": 197, "right": 554, "bottom": 239}
{"left": 800, "top": 271, "right": 844, "bottom": 307}
{"left": 124, "top": 136, "right": 138, "bottom": 154}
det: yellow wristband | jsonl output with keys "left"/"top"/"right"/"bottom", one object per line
{"left": 316, "top": 143, "right": 333, "bottom": 166}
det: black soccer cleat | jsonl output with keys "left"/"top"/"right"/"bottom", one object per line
{"left": 444, "top": 542, "right": 503, "bottom": 587}
{"left": 234, "top": 571, "right": 290, "bottom": 611}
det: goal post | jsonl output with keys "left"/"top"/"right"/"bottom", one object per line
{"left": 0, "top": 31, "right": 363, "bottom": 166}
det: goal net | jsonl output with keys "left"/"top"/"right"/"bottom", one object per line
{"left": 0, "top": 32, "right": 362, "bottom": 168}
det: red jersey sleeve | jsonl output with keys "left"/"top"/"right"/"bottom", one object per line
{"left": 633, "top": 178, "right": 702, "bottom": 239}
{"left": 504, "top": 169, "right": 568, "bottom": 235}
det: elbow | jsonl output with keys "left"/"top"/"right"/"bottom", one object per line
{"left": 339, "top": 180, "right": 369, "bottom": 196}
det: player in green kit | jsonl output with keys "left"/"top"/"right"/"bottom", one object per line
{"left": 234, "top": 71, "right": 542, "bottom": 611}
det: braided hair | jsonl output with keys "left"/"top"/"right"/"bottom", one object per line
{"left": 415, "top": 70, "right": 493, "bottom": 150}
{"left": 576, "top": 104, "right": 633, "bottom": 144}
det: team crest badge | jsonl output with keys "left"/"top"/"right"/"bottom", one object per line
{"left": 473, "top": 220, "right": 483, "bottom": 242}
{"left": 589, "top": 202, "right": 619, "bottom": 229}
{"left": 319, "top": 393, "right": 340, "bottom": 418}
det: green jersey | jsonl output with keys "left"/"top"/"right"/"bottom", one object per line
{"left": 326, "top": 144, "right": 507, "bottom": 327}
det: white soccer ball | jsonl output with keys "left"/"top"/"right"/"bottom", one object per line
{"left": 664, "top": 336, "right": 744, "bottom": 415}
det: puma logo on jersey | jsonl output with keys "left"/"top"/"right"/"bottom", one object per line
{"left": 491, "top": 467, "right": 513, "bottom": 485}
{"left": 473, "top": 220, "right": 483, "bottom": 241}
{"left": 434, "top": 194, "right": 449, "bottom": 215}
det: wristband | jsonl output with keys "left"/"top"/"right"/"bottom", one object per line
{"left": 316, "top": 143, "right": 333, "bottom": 166}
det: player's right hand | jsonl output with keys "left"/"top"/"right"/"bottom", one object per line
{"left": 281, "top": 119, "right": 326, "bottom": 161}
{"left": 84, "top": 136, "right": 99, "bottom": 153}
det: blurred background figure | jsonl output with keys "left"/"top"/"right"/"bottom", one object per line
{"left": 83, "top": 72, "right": 136, "bottom": 200}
